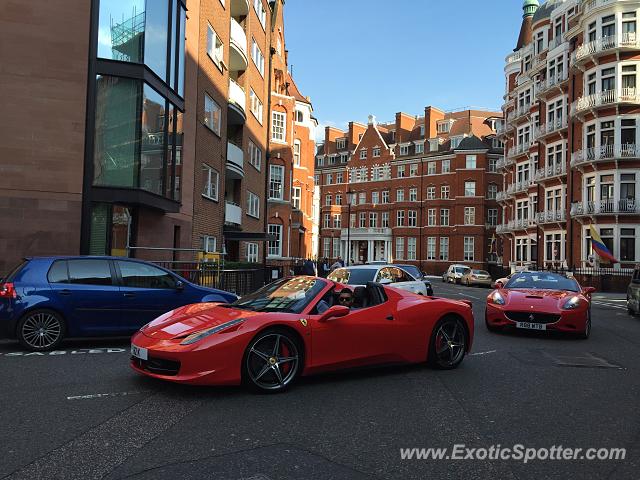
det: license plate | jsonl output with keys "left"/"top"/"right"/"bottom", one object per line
{"left": 131, "top": 344, "right": 148, "bottom": 360}
{"left": 516, "top": 322, "right": 546, "bottom": 331}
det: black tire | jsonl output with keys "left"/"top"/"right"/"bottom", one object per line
{"left": 242, "top": 328, "right": 303, "bottom": 393}
{"left": 17, "top": 309, "right": 66, "bottom": 351}
{"left": 578, "top": 310, "right": 591, "bottom": 340}
{"left": 428, "top": 316, "right": 467, "bottom": 369}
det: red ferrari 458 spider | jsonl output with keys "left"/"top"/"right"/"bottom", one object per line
{"left": 130, "top": 276, "right": 474, "bottom": 392}
{"left": 485, "top": 271, "right": 596, "bottom": 338}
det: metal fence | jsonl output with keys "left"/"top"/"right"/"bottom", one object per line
{"left": 153, "top": 260, "right": 307, "bottom": 297}
{"left": 487, "top": 264, "right": 633, "bottom": 293}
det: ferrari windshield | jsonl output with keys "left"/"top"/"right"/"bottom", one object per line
{"left": 230, "top": 277, "right": 326, "bottom": 313}
{"left": 504, "top": 272, "right": 580, "bottom": 292}
{"left": 328, "top": 268, "right": 376, "bottom": 285}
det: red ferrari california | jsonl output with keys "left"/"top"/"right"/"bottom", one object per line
{"left": 130, "top": 276, "right": 474, "bottom": 392}
{"left": 485, "top": 271, "right": 596, "bottom": 338}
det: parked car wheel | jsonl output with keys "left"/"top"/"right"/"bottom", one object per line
{"left": 242, "top": 329, "right": 302, "bottom": 393}
{"left": 428, "top": 316, "right": 467, "bottom": 369}
{"left": 578, "top": 310, "right": 591, "bottom": 340}
{"left": 17, "top": 309, "right": 66, "bottom": 351}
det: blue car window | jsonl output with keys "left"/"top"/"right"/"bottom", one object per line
{"left": 68, "top": 260, "right": 113, "bottom": 286}
{"left": 117, "top": 261, "right": 177, "bottom": 289}
{"left": 47, "top": 260, "right": 69, "bottom": 283}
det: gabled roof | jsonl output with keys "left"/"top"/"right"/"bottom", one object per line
{"left": 287, "top": 71, "right": 311, "bottom": 106}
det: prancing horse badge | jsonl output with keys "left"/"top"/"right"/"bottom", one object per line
{"left": 299, "top": 319, "right": 308, "bottom": 327}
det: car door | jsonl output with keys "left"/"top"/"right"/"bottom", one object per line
{"left": 47, "top": 259, "right": 122, "bottom": 335}
{"left": 115, "top": 260, "right": 184, "bottom": 331}
{"left": 388, "top": 267, "right": 425, "bottom": 294}
{"left": 309, "top": 296, "right": 402, "bottom": 371}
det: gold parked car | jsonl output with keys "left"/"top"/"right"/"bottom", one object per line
{"left": 460, "top": 269, "right": 493, "bottom": 287}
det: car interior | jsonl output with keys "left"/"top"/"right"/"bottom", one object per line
{"left": 311, "top": 282, "right": 388, "bottom": 314}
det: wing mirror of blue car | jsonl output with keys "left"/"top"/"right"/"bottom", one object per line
{"left": 318, "top": 305, "right": 350, "bottom": 323}
{"left": 175, "top": 280, "right": 185, "bottom": 291}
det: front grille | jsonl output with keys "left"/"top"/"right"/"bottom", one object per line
{"left": 505, "top": 311, "right": 560, "bottom": 324}
{"left": 132, "top": 356, "right": 180, "bottom": 376}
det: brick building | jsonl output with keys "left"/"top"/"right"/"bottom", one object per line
{"left": 498, "top": 0, "right": 640, "bottom": 270}
{"left": 316, "top": 108, "right": 504, "bottom": 273}
{"left": 0, "top": 0, "right": 315, "bottom": 275}
{"left": 265, "top": 6, "right": 319, "bottom": 261}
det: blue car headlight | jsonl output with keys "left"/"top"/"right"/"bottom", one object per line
{"left": 180, "top": 318, "right": 245, "bottom": 345}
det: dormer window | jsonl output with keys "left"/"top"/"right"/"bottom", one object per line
{"left": 373, "top": 147, "right": 381, "bottom": 157}
{"left": 399, "top": 144, "right": 410, "bottom": 156}
{"left": 429, "top": 138, "right": 440, "bottom": 152}
{"left": 390, "top": 130, "right": 396, "bottom": 142}
{"left": 437, "top": 120, "right": 453, "bottom": 134}
{"left": 336, "top": 138, "right": 346, "bottom": 150}
{"left": 420, "top": 125, "right": 425, "bottom": 137}
{"left": 450, "top": 136, "right": 464, "bottom": 149}
{"left": 295, "top": 110, "right": 304, "bottom": 123}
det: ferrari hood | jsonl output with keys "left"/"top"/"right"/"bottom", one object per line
{"left": 140, "top": 303, "right": 260, "bottom": 340}
{"left": 501, "top": 289, "right": 577, "bottom": 311}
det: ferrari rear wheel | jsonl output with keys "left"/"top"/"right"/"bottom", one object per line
{"left": 243, "top": 329, "right": 301, "bottom": 392}
{"left": 428, "top": 316, "right": 466, "bottom": 369}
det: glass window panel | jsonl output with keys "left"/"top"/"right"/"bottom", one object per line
{"left": 140, "top": 84, "right": 166, "bottom": 195}
{"left": 98, "top": 0, "right": 146, "bottom": 62}
{"left": 68, "top": 260, "right": 113, "bottom": 286}
{"left": 144, "top": 0, "right": 169, "bottom": 80}
{"left": 117, "top": 260, "right": 177, "bottom": 289}
{"left": 89, "top": 203, "right": 110, "bottom": 256}
{"left": 94, "top": 76, "right": 141, "bottom": 189}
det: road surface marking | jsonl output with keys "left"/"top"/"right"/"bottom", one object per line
{"left": 592, "top": 301, "right": 627, "bottom": 311}
{"left": 470, "top": 350, "right": 497, "bottom": 356}
{"left": 67, "top": 391, "right": 147, "bottom": 401}
{"left": 0, "top": 347, "right": 127, "bottom": 358}
{"left": 458, "top": 292, "right": 481, "bottom": 300}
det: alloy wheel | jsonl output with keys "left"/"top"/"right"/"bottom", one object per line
{"left": 20, "top": 311, "right": 63, "bottom": 350}
{"left": 245, "top": 333, "right": 300, "bottom": 391}
{"left": 432, "top": 318, "right": 466, "bottom": 368}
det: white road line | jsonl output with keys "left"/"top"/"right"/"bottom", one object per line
{"left": 67, "top": 391, "right": 146, "bottom": 401}
{"left": 470, "top": 350, "right": 497, "bottom": 356}
{"left": 592, "top": 301, "right": 627, "bottom": 310}
{"left": 457, "top": 292, "right": 481, "bottom": 300}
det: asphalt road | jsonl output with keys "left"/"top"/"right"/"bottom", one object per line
{"left": 1, "top": 282, "right": 639, "bottom": 480}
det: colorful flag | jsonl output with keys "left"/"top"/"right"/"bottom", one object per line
{"left": 589, "top": 224, "right": 617, "bottom": 264}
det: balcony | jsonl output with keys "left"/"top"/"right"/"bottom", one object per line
{"left": 536, "top": 210, "right": 566, "bottom": 225}
{"left": 535, "top": 162, "right": 567, "bottom": 182}
{"left": 496, "top": 222, "right": 513, "bottom": 234}
{"left": 574, "top": 33, "right": 640, "bottom": 66}
{"left": 571, "top": 144, "right": 640, "bottom": 167}
{"left": 534, "top": 117, "right": 568, "bottom": 141}
{"left": 536, "top": 71, "right": 569, "bottom": 98}
{"left": 228, "top": 78, "right": 246, "bottom": 125}
{"left": 571, "top": 199, "right": 640, "bottom": 217}
{"left": 485, "top": 223, "right": 497, "bottom": 230}
{"left": 225, "top": 201, "right": 242, "bottom": 225}
{"left": 229, "top": 18, "right": 248, "bottom": 72}
{"left": 497, "top": 157, "right": 515, "bottom": 171}
{"left": 505, "top": 51, "right": 522, "bottom": 65}
{"left": 226, "top": 142, "right": 244, "bottom": 180}
{"left": 340, "top": 227, "right": 392, "bottom": 241}
{"left": 507, "top": 141, "right": 532, "bottom": 159}
{"left": 571, "top": 88, "right": 640, "bottom": 117}
{"left": 496, "top": 191, "right": 509, "bottom": 202}
{"left": 510, "top": 102, "right": 532, "bottom": 123}
{"left": 550, "top": 34, "right": 565, "bottom": 50}
{"left": 582, "top": 0, "right": 616, "bottom": 16}
{"left": 230, "top": 0, "right": 249, "bottom": 17}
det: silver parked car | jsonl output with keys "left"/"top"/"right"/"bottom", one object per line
{"left": 460, "top": 269, "right": 492, "bottom": 287}
{"left": 328, "top": 265, "right": 428, "bottom": 295}
{"left": 443, "top": 264, "right": 472, "bottom": 284}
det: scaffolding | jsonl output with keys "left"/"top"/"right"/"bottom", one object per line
{"left": 110, "top": 7, "right": 145, "bottom": 62}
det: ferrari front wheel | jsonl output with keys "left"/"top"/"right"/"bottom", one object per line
{"left": 578, "top": 310, "right": 591, "bottom": 340}
{"left": 428, "top": 316, "right": 467, "bottom": 369}
{"left": 243, "top": 329, "right": 301, "bottom": 392}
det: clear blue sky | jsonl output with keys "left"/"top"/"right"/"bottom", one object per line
{"left": 283, "top": 0, "right": 526, "bottom": 140}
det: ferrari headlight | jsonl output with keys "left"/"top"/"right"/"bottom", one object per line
{"left": 180, "top": 318, "right": 245, "bottom": 345}
{"left": 491, "top": 291, "right": 505, "bottom": 305}
{"left": 562, "top": 296, "right": 581, "bottom": 310}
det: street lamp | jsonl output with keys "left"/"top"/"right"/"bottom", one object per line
{"left": 346, "top": 189, "right": 353, "bottom": 266}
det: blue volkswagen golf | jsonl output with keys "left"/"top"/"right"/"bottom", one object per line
{"left": 0, "top": 257, "right": 238, "bottom": 351}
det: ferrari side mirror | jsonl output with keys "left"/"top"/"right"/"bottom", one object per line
{"left": 583, "top": 286, "right": 596, "bottom": 295}
{"left": 318, "top": 305, "right": 350, "bottom": 323}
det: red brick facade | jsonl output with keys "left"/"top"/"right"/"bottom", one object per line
{"left": 499, "top": 0, "right": 640, "bottom": 270}
{"left": 317, "top": 108, "right": 504, "bottom": 274}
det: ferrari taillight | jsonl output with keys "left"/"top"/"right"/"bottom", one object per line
{"left": 0, "top": 283, "right": 16, "bottom": 299}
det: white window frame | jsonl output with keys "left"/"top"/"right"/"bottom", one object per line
{"left": 254, "top": 0, "right": 266, "bottom": 30}
{"left": 268, "top": 224, "right": 283, "bottom": 257}
{"left": 407, "top": 237, "right": 417, "bottom": 260}
{"left": 464, "top": 237, "right": 475, "bottom": 261}
{"left": 202, "top": 164, "right": 219, "bottom": 201}
{"left": 251, "top": 38, "right": 265, "bottom": 76}
{"left": 464, "top": 181, "right": 476, "bottom": 197}
{"left": 247, "top": 191, "right": 260, "bottom": 218}
{"left": 250, "top": 89, "right": 263, "bottom": 124}
{"left": 206, "top": 24, "right": 224, "bottom": 70}
{"left": 292, "top": 186, "right": 301, "bottom": 209}
{"left": 268, "top": 165, "right": 284, "bottom": 200}
{"left": 271, "top": 111, "right": 286, "bottom": 142}
{"left": 204, "top": 93, "right": 221, "bottom": 136}
{"left": 293, "top": 140, "right": 301, "bottom": 166}
{"left": 246, "top": 242, "right": 259, "bottom": 263}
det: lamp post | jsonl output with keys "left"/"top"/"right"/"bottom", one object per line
{"left": 346, "top": 189, "right": 353, "bottom": 266}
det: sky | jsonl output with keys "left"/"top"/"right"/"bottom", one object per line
{"left": 283, "top": 0, "right": 527, "bottom": 141}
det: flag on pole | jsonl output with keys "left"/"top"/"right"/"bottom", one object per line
{"left": 589, "top": 224, "right": 617, "bottom": 264}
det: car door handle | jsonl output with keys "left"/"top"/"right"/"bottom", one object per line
{"left": 123, "top": 293, "right": 136, "bottom": 298}
{"left": 58, "top": 289, "right": 72, "bottom": 296}
{"left": 386, "top": 315, "right": 394, "bottom": 321}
